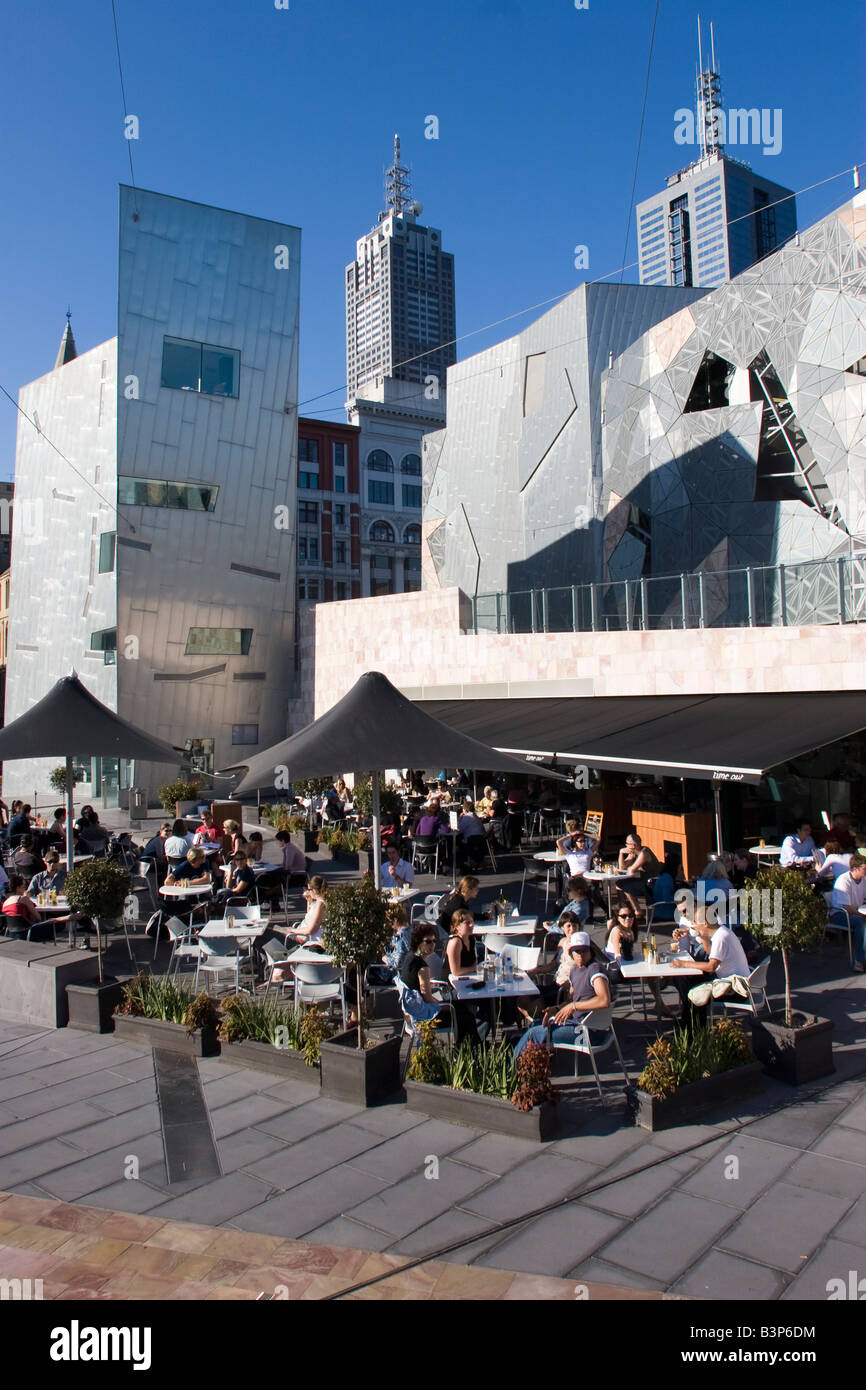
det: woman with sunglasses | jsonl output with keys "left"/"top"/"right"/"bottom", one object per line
{"left": 399, "top": 923, "right": 445, "bottom": 1016}
{"left": 606, "top": 903, "right": 675, "bottom": 1018}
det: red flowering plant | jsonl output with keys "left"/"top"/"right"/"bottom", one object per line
{"left": 511, "top": 1041, "right": 557, "bottom": 1112}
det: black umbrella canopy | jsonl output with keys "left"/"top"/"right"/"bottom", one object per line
{"left": 0, "top": 672, "right": 178, "bottom": 763}
{"left": 228, "top": 671, "right": 565, "bottom": 795}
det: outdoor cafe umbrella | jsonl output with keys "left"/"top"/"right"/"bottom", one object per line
{"left": 224, "top": 670, "right": 567, "bottom": 888}
{"left": 0, "top": 671, "right": 178, "bottom": 890}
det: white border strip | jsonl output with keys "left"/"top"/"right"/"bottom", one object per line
{"left": 493, "top": 746, "right": 762, "bottom": 778}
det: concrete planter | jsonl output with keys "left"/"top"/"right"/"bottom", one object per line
{"left": 222, "top": 1037, "right": 318, "bottom": 1081}
{"left": 67, "top": 977, "right": 125, "bottom": 1034}
{"left": 0, "top": 939, "right": 100, "bottom": 1029}
{"left": 176, "top": 800, "right": 199, "bottom": 818}
{"left": 633, "top": 1061, "right": 765, "bottom": 1132}
{"left": 113, "top": 1014, "right": 220, "bottom": 1057}
{"left": 291, "top": 829, "right": 319, "bottom": 855}
{"left": 751, "top": 1013, "right": 834, "bottom": 1085}
{"left": 319, "top": 1029, "right": 402, "bottom": 1107}
{"left": 406, "top": 1079, "right": 558, "bottom": 1140}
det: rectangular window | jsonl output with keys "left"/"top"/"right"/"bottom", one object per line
{"left": 299, "top": 438, "right": 319, "bottom": 464}
{"left": 161, "top": 337, "right": 239, "bottom": 398}
{"left": 298, "top": 501, "right": 319, "bottom": 524}
{"left": 334, "top": 474, "right": 345, "bottom": 493}
{"left": 90, "top": 627, "right": 117, "bottom": 665}
{"left": 298, "top": 471, "right": 319, "bottom": 489}
{"left": 298, "top": 579, "right": 320, "bottom": 600}
{"left": 334, "top": 504, "right": 346, "bottom": 525}
{"left": 118, "top": 477, "right": 219, "bottom": 511}
{"left": 333, "top": 443, "right": 347, "bottom": 468}
{"left": 402, "top": 484, "right": 422, "bottom": 508}
{"left": 368, "top": 480, "right": 394, "bottom": 505}
{"left": 98, "top": 532, "right": 116, "bottom": 574}
{"left": 335, "top": 581, "right": 347, "bottom": 600}
{"left": 232, "top": 724, "right": 259, "bottom": 745}
{"left": 185, "top": 627, "right": 253, "bottom": 656}
{"left": 335, "top": 541, "right": 346, "bottom": 564}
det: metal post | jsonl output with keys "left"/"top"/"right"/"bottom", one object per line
{"left": 779, "top": 564, "right": 787, "bottom": 626}
{"left": 371, "top": 774, "right": 382, "bottom": 890}
{"left": 746, "top": 566, "right": 755, "bottom": 628}
{"left": 698, "top": 571, "right": 705, "bottom": 629}
{"left": 680, "top": 573, "right": 687, "bottom": 629}
{"left": 541, "top": 588, "right": 549, "bottom": 633}
{"left": 713, "top": 783, "right": 724, "bottom": 856}
{"left": 65, "top": 756, "right": 76, "bottom": 947}
{"left": 838, "top": 557, "right": 846, "bottom": 625}
{"left": 495, "top": 591, "right": 502, "bottom": 634}
{"left": 624, "top": 583, "right": 632, "bottom": 632}
{"left": 505, "top": 591, "right": 511, "bottom": 634}
{"left": 640, "top": 578, "right": 648, "bottom": 631}
{"left": 589, "top": 582, "right": 598, "bottom": 633}
{"left": 530, "top": 590, "right": 537, "bottom": 634}
{"left": 572, "top": 585, "right": 579, "bottom": 632}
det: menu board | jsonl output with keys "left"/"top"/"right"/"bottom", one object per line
{"left": 583, "top": 811, "right": 603, "bottom": 843}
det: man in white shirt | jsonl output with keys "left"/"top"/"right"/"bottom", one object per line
{"left": 831, "top": 854, "right": 866, "bottom": 972}
{"left": 780, "top": 823, "right": 817, "bottom": 867}
{"left": 672, "top": 916, "right": 750, "bottom": 1024}
{"left": 381, "top": 844, "right": 414, "bottom": 888}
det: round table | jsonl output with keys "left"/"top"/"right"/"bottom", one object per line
{"left": 583, "top": 869, "right": 631, "bottom": 915}
{"left": 159, "top": 883, "right": 213, "bottom": 899}
{"left": 532, "top": 851, "right": 566, "bottom": 911}
{"left": 58, "top": 855, "right": 94, "bottom": 867}
{"left": 751, "top": 845, "right": 782, "bottom": 861}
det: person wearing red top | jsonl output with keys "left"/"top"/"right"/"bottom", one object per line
{"left": 193, "top": 812, "right": 221, "bottom": 844}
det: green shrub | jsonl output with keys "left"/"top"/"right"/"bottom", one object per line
{"left": 745, "top": 863, "right": 826, "bottom": 1025}
{"left": 322, "top": 878, "right": 393, "bottom": 1049}
{"left": 158, "top": 779, "right": 201, "bottom": 812}
{"left": 638, "top": 1018, "right": 754, "bottom": 1099}
{"left": 350, "top": 778, "right": 402, "bottom": 817}
{"left": 116, "top": 972, "right": 194, "bottom": 1024}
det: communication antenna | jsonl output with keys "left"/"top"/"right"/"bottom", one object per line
{"left": 385, "top": 133, "right": 412, "bottom": 216}
{"left": 696, "top": 15, "right": 723, "bottom": 159}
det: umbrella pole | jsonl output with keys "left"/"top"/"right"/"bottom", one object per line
{"left": 65, "top": 756, "right": 75, "bottom": 948}
{"left": 714, "top": 782, "right": 724, "bottom": 856}
{"left": 371, "top": 774, "right": 382, "bottom": 891}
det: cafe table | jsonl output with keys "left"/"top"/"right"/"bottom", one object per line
{"left": 583, "top": 868, "right": 632, "bottom": 915}
{"left": 473, "top": 916, "right": 537, "bottom": 937}
{"left": 533, "top": 850, "right": 566, "bottom": 911}
{"left": 450, "top": 969, "right": 539, "bottom": 1033}
{"left": 34, "top": 894, "right": 72, "bottom": 946}
{"left": 380, "top": 885, "right": 422, "bottom": 903}
{"left": 620, "top": 953, "right": 703, "bottom": 1029}
{"left": 57, "top": 854, "right": 94, "bottom": 867}
{"left": 159, "top": 882, "right": 213, "bottom": 901}
{"left": 750, "top": 844, "right": 782, "bottom": 862}
{"left": 284, "top": 945, "right": 336, "bottom": 964}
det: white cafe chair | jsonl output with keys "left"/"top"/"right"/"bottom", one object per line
{"left": 715, "top": 956, "right": 771, "bottom": 1018}
{"left": 546, "top": 1006, "right": 630, "bottom": 1105}
{"left": 823, "top": 906, "right": 854, "bottom": 967}
{"left": 291, "top": 960, "right": 347, "bottom": 1029}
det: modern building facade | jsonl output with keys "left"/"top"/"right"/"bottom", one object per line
{"left": 5, "top": 186, "right": 301, "bottom": 803}
{"left": 422, "top": 193, "right": 866, "bottom": 632}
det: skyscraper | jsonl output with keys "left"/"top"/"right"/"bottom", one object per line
{"left": 636, "top": 25, "right": 796, "bottom": 289}
{"left": 345, "top": 135, "right": 456, "bottom": 407}
{"left": 346, "top": 138, "right": 455, "bottom": 596}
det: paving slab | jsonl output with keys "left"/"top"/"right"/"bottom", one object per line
{"left": 144, "top": 1172, "right": 275, "bottom": 1224}
{"left": 808, "top": 1124, "right": 866, "bottom": 1165}
{"left": 747, "top": 1095, "right": 850, "bottom": 1149}
{"left": 253, "top": 1078, "right": 321, "bottom": 1108}
{"left": 246, "top": 1122, "right": 386, "bottom": 1189}
{"left": 584, "top": 1159, "right": 690, "bottom": 1219}
{"left": 27, "top": 1135, "right": 166, "bottom": 1202}
{"left": 672, "top": 1247, "right": 790, "bottom": 1300}
{"left": 86, "top": 1079, "right": 160, "bottom": 1116}
{"left": 349, "top": 1118, "right": 482, "bottom": 1182}
{"left": 824, "top": 1190, "right": 866, "bottom": 1249}
{"left": 598, "top": 1191, "right": 738, "bottom": 1283}
{"left": 0, "top": 1102, "right": 110, "bottom": 1157}
{"left": 200, "top": 1070, "right": 285, "bottom": 1109}
{"left": 462, "top": 1152, "right": 597, "bottom": 1221}
{"left": 255, "top": 1097, "right": 360, "bottom": 1143}
{"left": 0, "top": 1140, "right": 93, "bottom": 1188}
{"left": 837, "top": 1094, "right": 866, "bottom": 1133}
{"left": 567, "top": 1255, "right": 665, "bottom": 1292}
{"left": 65, "top": 1181, "right": 171, "bottom": 1215}
{"left": 718, "top": 1181, "right": 854, "bottom": 1274}
{"left": 783, "top": 1149, "right": 866, "bottom": 1201}
{"left": 345, "top": 1105, "right": 428, "bottom": 1140}
{"left": 386, "top": 1207, "right": 506, "bottom": 1263}
{"left": 677, "top": 1133, "right": 800, "bottom": 1211}
{"left": 216, "top": 1129, "right": 288, "bottom": 1174}
{"left": 231, "top": 1164, "right": 391, "bottom": 1239}
{"left": 55, "top": 1105, "right": 162, "bottom": 1156}
{"left": 474, "top": 1202, "right": 624, "bottom": 1277}
{"left": 297, "top": 1215, "right": 395, "bottom": 1253}
{"left": 780, "top": 1237, "right": 866, "bottom": 1300}
{"left": 207, "top": 1095, "right": 294, "bottom": 1140}
{"left": 348, "top": 1158, "right": 494, "bottom": 1239}
{"left": 448, "top": 1131, "right": 547, "bottom": 1176}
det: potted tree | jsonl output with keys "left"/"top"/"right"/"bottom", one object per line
{"left": 747, "top": 864, "right": 834, "bottom": 1084}
{"left": 318, "top": 877, "right": 402, "bottom": 1105}
{"left": 293, "top": 777, "right": 333, "bottom": 851}
{"left": 158, "top": 778, "right": 201, "bottom": 818}
{"left": 65, "top": 859, "right": 133, "bottom": 1032}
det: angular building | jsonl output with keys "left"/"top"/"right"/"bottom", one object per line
{"left": 5, "top": 186, "right": 300, "bottom": 803}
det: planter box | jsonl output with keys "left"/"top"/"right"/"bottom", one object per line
{"left": 67, "top": 978, "right": 125, "bottom": 1034}
{"left": 751, "top": 1013, "right": 834, "bottom": 1086}
{"left": 319, "top": 1029, "right": 402, "bottom": 1106}
{"left": 406, "top": 1079, "right": 558, "bottom": 1141}
{"left": 113, "top": 1014, "right": 220, "bottom": 1057}
{"left": 332, "top": 848, "right": 360, "bottom": 869}
{"left": 175, "top": 800, "right": 199, "bottom": 818}
{"left": 291, "top": 830, "right": 319, "bottom": 855}
{"left": 222, "top": 1037, "right": 318, "bottom": 1081}
{"left": 633, "top": 1061, "right": 764, "bottom": 1132}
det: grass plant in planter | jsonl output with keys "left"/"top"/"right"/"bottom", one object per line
{"left": 319, "top": 877, "right": 401, "bottom": 1105}
{"left": 217, "top": 994, "right": 333, "bottom": 1077}
{"left": 746, "top": 864, "right": 833, "bottom": 1084}
{"left": 113, "top": 972, "right": 221, "bottom": 1055}
{"left": 65, "top": 859, "right": 133, "bottom": 1032}
{"left": 634, "top": 1019, "right": 763, "bottom": 1130}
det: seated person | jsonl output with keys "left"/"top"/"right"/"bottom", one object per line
{"left": 556, "top": 822, "right": 594, "bottom": 876}
{"left": 75, "top": 806, "right": 110, "bottom": 850}
{"left": 193, "top": 812, "right": 221, "bottom": 844}
{"left": 380, "top": 808, "right": 403, "bottom": 848}
{"left": 550, "top": 875, "right": 592, "bottom": 929}
{"left": 515, "top": 931, "right": 611, "bottom": 1058}
{"left": 165, "top": 819, "right": 195, "bottom": 863}
{"left": 13, "top": 835, "right": 45, "bottom": 878}
{"left": 222, "top": 820, "right": 248, "bottom": 858}
{"left": 649, "top": 855, "right": 679, "bottom": 922}
{"left": 605, "top": 904, "right": 636, "bottom": 962}
{"left": 46, "top": 807, "right": 68, "bottom": 845}
{"left": 381, "top": 843, "right": 414, "bottom": 889}
{"left": 815, "top": 839, "right": 851, "bottom": 885}
{"left": 780, "top": 822, "right": 816, "bottom": 867}
{"left": 246, "top": 832, "right": 264, "bottom": 862}
{"left": 457, "top": 800, "right": 486, "bottom": 868}
{"left": 475, "top": 785, "right": 496, "bottom": 818}
{"left": 444, "top": 909, "right": 489, "bottom": 1044}
{"left": 29, "top": 851, "right": 67, "bottom": 897}
{"left": 283, "top": 877, "right": 328, "bottom": 948}
{"left": 694, "top": 856, "right": 735, "bottom": 918}
{"left": 215, "top": 850, "right": 256, "bottom": 904}
{"left": 6, "top": 804, "right": 32, "bottom": 848}
{"left": 617, "top": 832, "right": 659, "bottom": 886}
{"left": 164, "top": 848, "right": 212, "bottom": 888}
{"left": 398, "top": 924, "right": 449, "bottom": 1022}
{"left": 382, "top": 903, "right": 412, "bottom": 976}
{"left": 274, "top": 829, "right": 307, "bottom": 884}
{"left": 1, "top": 875, "right": 66, "bottom": 940}
{"left": 829, "top": 812, "right": 856, "bottom": 854}
{"left": 830, "top": 853, "right": 866, "bottom": 973}
{"left": 671, "top": 909, "right": 750, "bottom": 1027}
{"left": 439, "top": 875, "right": 480, "bottom": 936}
{"left": 412, "top": 802, "right": 447, "bottom": 839}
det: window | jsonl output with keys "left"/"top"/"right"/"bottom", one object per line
{"left": 91, "top": 628, "right": 117, "bottom": 664}
{"left": 298, "top": 578, "right": 319, "bottom": 600}
{"left": 298, "top": 501, "right": 318, "bottom": 524}
{"left": 118, "top": 477, "right": 219, "bottom": 511}
{"left": 371, "top": 554, "right": 393, "bottom": 572}
{"left": 370, "top": 520, "right": 394, "bottom": 543}
{"left": 404, "top": 523, "right": 421, "bottom": 544}
{"left": 368, "top": 480, "right": 394, "bottom": 505}
{"left": 298, "top": 438, "right": 319, "bottom": 464}
{"left": 232, "top": 724, "right": 259, "bottom": 745}
{"left": 185, "top": 628, "right": 253, "bottom": 656}
{"left": 334, "top": 504, "right": 346, "bottom": 526}
{"left": 335, "top": 540, "right": 346, "bottom": 564}
{"left": 335, "top": 581, "right": 347, "bottom": 600}
{"left": 367, "top": 449, "right": 394, "bottom": 472}
{"left": 334, "top": 474, "right": 345, "bottom": 493}
{"left": 299, "top": 472, "right": 319, "bottom": 489}
{"left": 333, "top": 443, "right": 347, "bottom": 468}
{"left": 402, "top": 485, "right": 422, "bottom": 509}
{"left": 161, "top": 337, "right": 239, "bottom": 398}
{"left": 298, "top": 536, "right": 319, "bottom": 562}
{"left": 98, "top": 532, "right": 116, "bottom": 574}
{"left": 400, "top": 453, "right": 421, "bottom": 475}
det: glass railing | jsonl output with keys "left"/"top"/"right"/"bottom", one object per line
{"left": 471, "top": 553, "right": 866, "bottom": 634}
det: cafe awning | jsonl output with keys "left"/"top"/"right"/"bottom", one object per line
{"left": 415, "top": 691, "right": 866, "bottom": 786}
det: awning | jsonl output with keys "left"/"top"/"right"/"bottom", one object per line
{"left": 415, "top": 691, "right": 866, "bottom": 786}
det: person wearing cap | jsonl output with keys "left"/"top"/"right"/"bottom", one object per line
{"left": 514, "top": 931, "right": 611, "bottom": 1058}
{"left": 29, "top": 852, "right": 67, "bottom": 898}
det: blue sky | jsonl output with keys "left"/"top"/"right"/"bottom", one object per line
{"left": 1, "top": 0, "right": 862, "bottom": 475}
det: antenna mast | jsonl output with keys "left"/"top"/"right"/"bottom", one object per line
{"left": 385, "top": 133, "right": 411, "bottom": 216}
{"left": 696, "top": 15, "right": 723, "bottom": 159}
